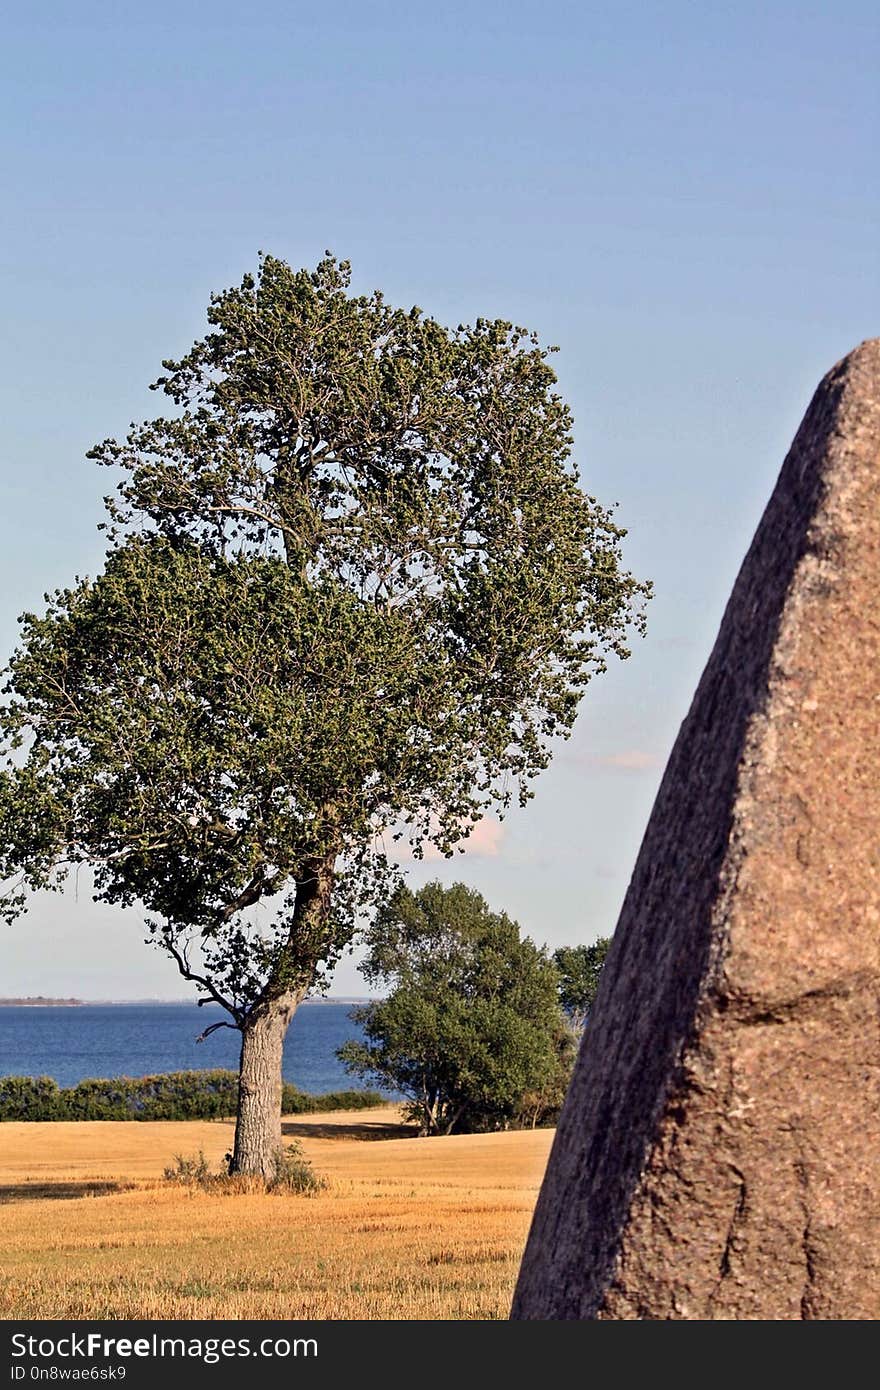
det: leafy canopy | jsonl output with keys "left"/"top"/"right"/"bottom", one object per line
{"left": 339, "top": 881, "right": 567, "bottom": 1134}
{"left": 0, "top": 253, "right": 648, "bottom": 1018}
{"left": 553, "top": 938, "right": 612, "bottom": 1032}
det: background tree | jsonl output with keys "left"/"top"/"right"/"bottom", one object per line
{"left": 516, "top": 1019, "right": 579, "bottom": 1130}
{"left": 0, "top": 253, "right": 648, "bottom": 1178}
{"left": 553, "top": 938, "right": 612, "bottom": 1034}
{"left": 339, "top": 882, "right": 566, "bottom": 1134}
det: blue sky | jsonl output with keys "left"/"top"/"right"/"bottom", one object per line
{"left": 1, "top": 2, "right": 877, "bottom": 1001}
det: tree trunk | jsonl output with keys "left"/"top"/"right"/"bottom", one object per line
{"left": 232, "top": 989, "right": 305, "bottom": 1179}
{"left": 229, "top": 849, "right": 336, "bottom": 1178}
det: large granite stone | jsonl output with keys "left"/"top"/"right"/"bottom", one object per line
{"left": 512, "top": 340, "right": 880, "bottom": 1320}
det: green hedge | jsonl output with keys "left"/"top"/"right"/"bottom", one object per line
{"left": 0, "top": 1071, "right": 386, "bottom": 1122}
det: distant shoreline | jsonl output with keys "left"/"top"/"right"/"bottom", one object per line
{"left": 0, "top": 998, "right": 84, "bottom": 1008}
{"left": 0, "top": 996, "right": 372, "bottom": 1007}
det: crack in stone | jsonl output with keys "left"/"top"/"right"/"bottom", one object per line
{"left": 794, "top": 1158, "right": 818, "bottom": 1319}
{"left": 707, "top": 1164, "right": 748, "bottom": 1312}
{"left": 717, "top": 969, "right": 878, "bottom": 1028}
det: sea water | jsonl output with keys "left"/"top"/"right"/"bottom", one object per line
{"left": 0, "top": 1001, "right": 367, "bottom": 1093}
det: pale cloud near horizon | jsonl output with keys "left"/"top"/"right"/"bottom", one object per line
{"left": 384, "top": 814, "right": 506, "bottom": 863}
{"left": 597, "top": 750, "right": 661, "bottom": 771}
{"left": 567, "top": 748, "right": 662, "bottom": 773}
{"left": 456, "top": 815, "right": 505, "bottom": 857}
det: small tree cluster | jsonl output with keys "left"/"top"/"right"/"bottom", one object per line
{"left": 339, "top": 881, "right": 608, "bottom": 1134}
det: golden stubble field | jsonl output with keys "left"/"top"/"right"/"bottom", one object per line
{"left": 0, "top": 1107, "right": 553, "bottom": 1320}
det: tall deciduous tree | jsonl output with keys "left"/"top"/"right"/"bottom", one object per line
{"left": 0, "top": 254, "right": 648, "bottom": 1177}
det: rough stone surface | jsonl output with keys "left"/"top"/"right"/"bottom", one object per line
{"left": 512, "top": 339, "right": 880, "bottom": 1320}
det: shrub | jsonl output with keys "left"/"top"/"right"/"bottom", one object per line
{"left": 163, "top": 1151, "right": 212, "bottom": 1186}
{"left": 268, "top": 1142, "right": 327, "bottom": 1195}
{"left": 0, "top": 1075, "right": 63, "bottom": 1121}
{"left": 280, "top": 1083, "right": 385, "bottom": 1114}
{"left": 162, "top": 1143, "right": 326, "bottom": 1195}
{"left": 0, "top": 1070, "right": 386, "bottom": 1122}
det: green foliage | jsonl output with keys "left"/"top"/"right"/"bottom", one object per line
{"left": 268, "top": 1141, "right": 327, "bottom": 1194}
{"left": 163, "top": 1150, "right": 211, "bottom": 1185}
{"left": 280, "top": 1083, "right": 384, "bottom": 1115}
{"left": 0, "top": 252, "right": 647, "bottom": 991}
{"left": 516, "top": 1019, "right": 579, "bottom": 1130}
{"left": 553, "top": 937, "right": 612, "bottom": 1032}
{"left": 0, "top": 1070, "right": 383, "bottom": 1122}
{"left": 0, "top": 1075, "right": 64, "bottom": 1121}
{"left": 338, "top": 881, "right": 568, "bottom": 1135}
{"left": 62, "top": 1071, "right": 239, "bottom": 1120}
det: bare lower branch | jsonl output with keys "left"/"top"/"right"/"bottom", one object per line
{"left": 197, "top": 1019, "right": 240, "bottom": 1042}
{"left": 162, "top": 934, "right": 242, "bottom": 1023}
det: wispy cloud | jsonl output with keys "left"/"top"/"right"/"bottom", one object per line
{"left": 382, "top": 814, "right": 506, "bottom": 863}
{"left": 419, "top": 814, "right": 505, "bottom": 861}
{"left": 565, "top": 748, "right": 662, "bottom": 773}
{"left": 596, "top": 750, "right": 661, "bottom": 771}
{"left": 461, "top": 815, "right": 504, "bottom": 857}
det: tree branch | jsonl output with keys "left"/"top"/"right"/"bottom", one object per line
{"left": 162, "top": 934, "right": 242, "bottom": 1024}
{"left": 196, "top": 1018, "right": 240, "bottom": 1042}
{"left": 219, "top": 869, "right": 277, "bottom": 923}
